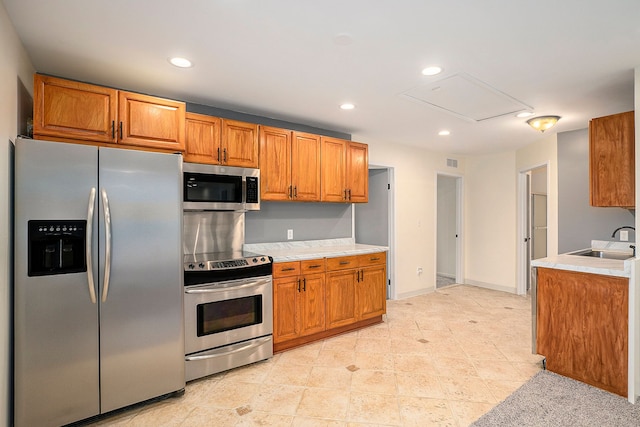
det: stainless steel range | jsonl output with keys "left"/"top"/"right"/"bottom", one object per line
{"left": 183, "top": 212, "right": 273, "bottom": 381}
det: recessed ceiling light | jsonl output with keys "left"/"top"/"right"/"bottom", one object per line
{"left": 422, "top": 66, "right": 443, "bottom": 76}
{"left": 438, "top": 130, "right": 451, "bottom": 136}
{"left": 169, "top": 57, "right": 193, "bottom": 68}
{"left": 340, "top": 103, "right": 355, "bottom": 110}
{"left": 516, "top": 111, "right": 535, "bottom": 118}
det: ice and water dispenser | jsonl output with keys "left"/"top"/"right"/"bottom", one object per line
{"left": 28, "top": 220, "right": 87, "bottom": 276}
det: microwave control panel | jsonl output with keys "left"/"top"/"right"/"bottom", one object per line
{"left": 246, "top": 176, "right": 259, "bottom": 203}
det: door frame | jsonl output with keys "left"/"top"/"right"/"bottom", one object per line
{"left": 435, "top": 172, "right": 464, "bottom": 286}
{"left": 517, "top": 161, "right": 550, "bottom": 295}
{"left": 352, "top": 165, "right": 396, "bottom": 300}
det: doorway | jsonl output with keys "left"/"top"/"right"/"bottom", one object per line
{"left": 517, "top": 164, "right": 548, "bottom": 295}
{"left": 354, "top": 167, "right": 395, "bottom": 299}
{"left": 436, "top": 174, "right": 463, "bottom": 288}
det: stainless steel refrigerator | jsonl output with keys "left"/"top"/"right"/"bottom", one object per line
{"left": 14, "top": 137, "right": 185, "bottom": 427}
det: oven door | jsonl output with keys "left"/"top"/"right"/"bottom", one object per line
{"left": 184, "top": 275, "right": 273, "bottom": 355}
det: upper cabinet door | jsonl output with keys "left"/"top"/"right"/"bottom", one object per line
{"left": 590, "top": 111, "right": 635, "bottom": 208}
{"left": 292, "top": 132, "right": 321, "bottom": 202}
{"left": 34, "top": 74, "right": 118, "bottom": 144}
{"left": 184, "top": 113, "right": 222, "bottom": 164}
{"left": 118, "top": 91, "right": 186, "bottom": 151}
{"left": 259, "top": 126, "right": 292, "bottom": 201}
{"left": 320, "top": 137, "right": 347, "bottom": 202}
{"left": 222, "top": 119, "right": 259, "bottom": 168}
{"left": 347, "top": 141, "right": 369, "bottom": 203}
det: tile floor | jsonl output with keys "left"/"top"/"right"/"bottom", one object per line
{"left": 90, "top": 285, "right": 543, "bottom": 427}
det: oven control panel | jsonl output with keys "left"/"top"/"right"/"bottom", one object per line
{"left": 185, "top": 255, "right": 270, "bottom": 271}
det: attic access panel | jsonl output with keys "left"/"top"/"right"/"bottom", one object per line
{"left": 401, "top": 73, "right": 531, "bottom": 121}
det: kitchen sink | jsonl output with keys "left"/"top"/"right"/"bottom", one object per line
{"left": 569, "top": 249, "right": 633, "bottom": 260}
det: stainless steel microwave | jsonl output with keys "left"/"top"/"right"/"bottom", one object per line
{"left": 183, "top": 163, "right": 260, "bottom": 211}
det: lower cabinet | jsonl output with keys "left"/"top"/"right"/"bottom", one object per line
{"left": 274, "top": 252, "right": 386, "bottom": 352}
{"left": 536, "top": 267, "right": 628, "bottom": 397}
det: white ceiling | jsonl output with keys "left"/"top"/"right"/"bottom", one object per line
{"left": 3, "top": 0, "right": 640, "bottom": 154}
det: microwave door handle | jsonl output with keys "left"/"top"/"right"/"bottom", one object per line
{"left": 86, "top": 187, "right": 97, "bottom": 304}
{"left": 101, "top": 189, "right": 112, "bottom": 302}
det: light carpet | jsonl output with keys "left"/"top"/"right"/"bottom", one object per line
{"left": 471, "top": 370, "right": 640, "bottom": 427}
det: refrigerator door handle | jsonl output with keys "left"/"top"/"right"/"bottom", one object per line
{"left": 86, "top": 187, "right": 97, "bottom": 304}
{"left": 101, "top": 188, "right": 112, "bottom": 302}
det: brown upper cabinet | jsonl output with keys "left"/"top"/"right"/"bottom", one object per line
{"left": 320, "top": 137, "right": 368, "bottom": 203}
{"left": 33, "top": 74, "right": 186, "bottom": 152}
{"left": 589, "top": 111, "right": 635, "bottom": 208}
{"left": 184, "top": 115, "right": 258, "bottom": 168}
{"left": 259, "top": 126, "right": 321, "bottom": 201}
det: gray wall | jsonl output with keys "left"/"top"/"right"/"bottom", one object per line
{"left": 355, "top": 169, "right": 389, "bottom": 247}
{"left": 558, "top": 128, "right": 635, "bottom": 253}
{"left": 436, "top": 175, "right": 457, "bottom": 277}
{"left": 245, "top": 202, "right": 352, "bottom": 243}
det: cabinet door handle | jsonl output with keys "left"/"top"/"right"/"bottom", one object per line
{"left": 111, "top": 121, "right": 115, "bottom": 139}
{"left": 217, "top": 147, "right": 221, "bottom": 162}
{"left": 348, "top": 189, "right": 352, "bottom": 200}
{"left": 119, "top": 121, "right": 123, "bottom": 139}
{"left": 223, "top": 148, "right": 227, "bottom": 163}
{"left": 288, "top": 185, "right": 292, "bottom": 199}
{"left": 294, "top": 186, "right": 297, "bottom": 198}
{"left": 297, "top": 279, "right": 301, "bottom": 292}
{"left": 343, "top": 189, "right": 347, "bottom": 200}
{"left": 302, "top": 278, "right": 306, "bottom": 291}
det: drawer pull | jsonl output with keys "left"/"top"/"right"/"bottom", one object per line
{"left": 370, "top": 257, "right": 380, "bottom": 261}
{"left": 339, "top": 261, "right": 350, "bottom": 265}
{"left": 308, "top": 265, "right": 321, "bottom": 269}
{"left": 281, "top": 267, "right": 296, "bottom": 271}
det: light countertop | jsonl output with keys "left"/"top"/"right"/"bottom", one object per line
{"left": 531, "top": 240, "right": 634, "bottom": 278}
{"left": 244, "top": 238, "right": 388, "bottom": 263}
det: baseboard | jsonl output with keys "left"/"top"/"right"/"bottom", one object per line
{"left": 396, "top": 286, "right": 435, "bottom": 300}
{"left": 463, "top": 279, "right": 517, "bottom": 294}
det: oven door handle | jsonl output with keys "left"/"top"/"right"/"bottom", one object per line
{"left": 185, "top": 337, "right": 272, "bottom": 361}
{"left": 185, "top": 278, "right": 271, "bottom": 294}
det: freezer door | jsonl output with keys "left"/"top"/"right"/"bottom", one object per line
{"left": 98, "top": 147, "right": 185, "bottom": 412}
{"left": 14, "top": 139, "right": 100, "bottom": 427}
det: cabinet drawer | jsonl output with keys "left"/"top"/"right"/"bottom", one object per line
{"left": 358, "top": 252, "right": 386, "bottom": 267}
{"left": 326, "top": 255, "right": 358, "bottom": 271}
{"left": 301, "top": 258, "right": 325, "bottom": 274}
{"left": 273, "top": 261, "right": 300, "bottom": 278}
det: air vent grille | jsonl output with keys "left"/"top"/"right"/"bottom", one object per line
{"left": 447, "top": 158, "right": 458, "bottom": 168}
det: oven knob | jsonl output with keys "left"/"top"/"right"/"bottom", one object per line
{"left": 253, "top": 258, "right": 257, "bottom": 263}
{"left": 261, "top": 257, "right": 266, "bottom": 261}
{"left": 188, "top": 263, "right": 195, "bottom": 269}
{"left": 198, "top": 263, "right": 205, "bottom": 269}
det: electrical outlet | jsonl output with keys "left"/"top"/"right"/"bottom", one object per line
{"left": 287, "top": 229, "right": 293, "bottom": 240}
{"left": 620, "top": 230, "right": 629, "bottom": 241}
{"left": 416, "top": 267, "right": 423, "bottom": 276}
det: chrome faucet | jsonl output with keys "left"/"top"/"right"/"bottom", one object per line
{"left": 611, "top": 226, "right": 635, "bottom": 238}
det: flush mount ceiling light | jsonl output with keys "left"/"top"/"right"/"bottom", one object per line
{"left": 526, "top": 115, "right": 561, "bottom": 132}
{"left": 422, "top": 66, "right": 443, "bottom": 76}
{"left": 168, "top": 57, "right": 193, "bottom": 68}
{"left": 340, "top": 103, "right": 355, "bottom": 110}
{"left": 438, "top": 130, "right": 450, "bottom": 136}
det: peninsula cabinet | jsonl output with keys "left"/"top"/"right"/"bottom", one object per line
{"left": 589, "top": 110, "right": 635, "bottom": 208}
{"left": 320, "top": 137, "right": 369, "bottom": 203}
{"left": 259, "top": 126, "right": 321, "bottom": 201}
{"left": 33, "top": 74, "right": 186, "bottom": 152}
{"left": 273, "top": 259, "right": 326, "bottom": 345}
{"left": 536, "top": 267, "right": 628, "bottom": 397}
